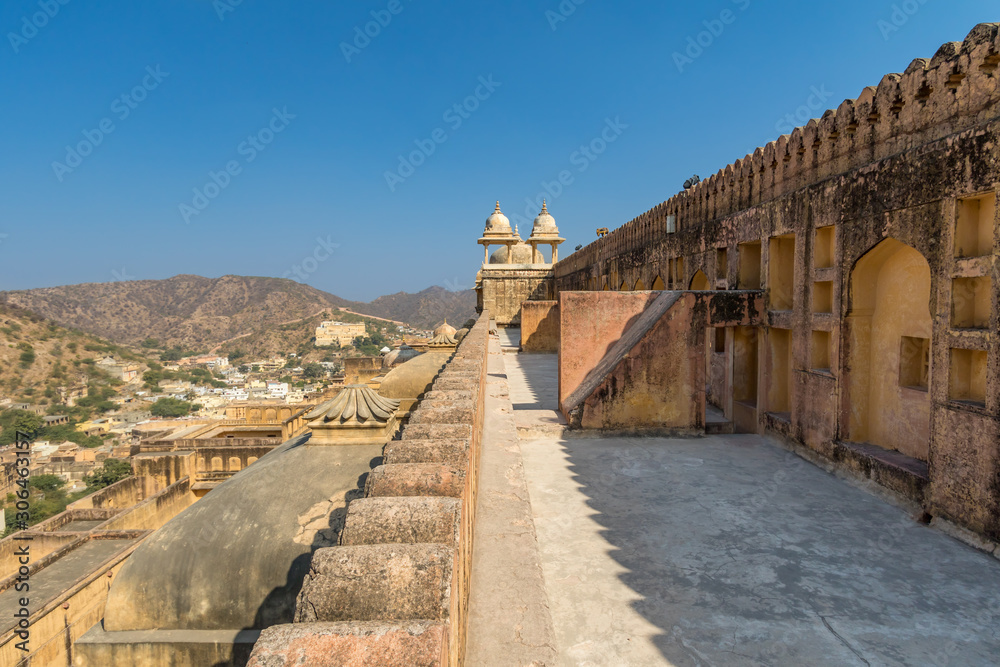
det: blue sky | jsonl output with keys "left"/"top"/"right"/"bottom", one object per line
{"left": 1, "top": 0, "right": 994, "bottom": 301}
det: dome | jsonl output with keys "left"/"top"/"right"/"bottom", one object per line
{"left": 378, "top": 351, "right": 453, "bottom": 401}
{"left": 489, "top": 241, "right": 534, "bottom": 264}
{"left": 529, "top": 200, "right": 560, "bottom": 238}
{"left": 433, "top": 320, "right": 457, "bottom": 337}
{"left": 382, "top": 343, "right": 421, "bottom": 369}
{"left": 482, "top": 201, "right": 513, "bottom": 237}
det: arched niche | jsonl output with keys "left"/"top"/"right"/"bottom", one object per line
{"left": 846, "top": 238, "right": 932, "bottom": 460}
{"left": 690, "top": 270, "right": 711, "bottom": 290}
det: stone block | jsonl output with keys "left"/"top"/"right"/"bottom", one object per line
{"left": 408, "top": 405, "right": 476, "bottom": 426}
{"left": 339, "top": 497, "right": 461, "bottom": 546}
{"left": 295, "top": 544, "right": 454, "bottom": 622}
{"left": 403, "top": 424, "right": 473, "bottom": 441}
{"left": 247, "top": 621, "right": 448, "bottom": 667}
{"left": 383, "top": 439, "right": 470, "bottom": 467}
{"left": 366, "top": 464, "right": 466, "bottom": 498}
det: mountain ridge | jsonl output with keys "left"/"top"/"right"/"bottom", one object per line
{"left": 0, "top": 275, "right": 477, "bottom": 350}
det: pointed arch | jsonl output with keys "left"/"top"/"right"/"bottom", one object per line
{"left": 634, "top": 278, "right": 646, "bottom": 290}
{"left": 651, "top": 275, "right": 666, "bottom": 290}
{"left": 619, "top": 281, "right": 628, "bottom": 291}
{"left": 689, "top": 270, "right": 711, "bottom": 290}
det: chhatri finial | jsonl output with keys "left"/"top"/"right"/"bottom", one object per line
{"left": 495, "top": 201, "right": 502, "bottom": 213}
{"left": 541, "top": 199, "right": 548, "bottom": 214}
{"left": 514, "top": 224, "right": 519, "bottom": 236}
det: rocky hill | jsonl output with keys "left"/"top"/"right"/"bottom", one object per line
{"left": 359, "top": 286, "right": 477, "bottom": 331}
{"left": 0, "top": 303, "right": 154, "bottom": 408}
{"left": 0, "top": 276, "right": 477, "bottom": 350}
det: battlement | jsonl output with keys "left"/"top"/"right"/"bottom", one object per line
{"left": 557, "top": 23, "right": 1000, "bottom": 277}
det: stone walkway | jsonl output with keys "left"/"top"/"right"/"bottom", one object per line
{"left": 498, "top": 347, "right": 1000, "bottom": 667}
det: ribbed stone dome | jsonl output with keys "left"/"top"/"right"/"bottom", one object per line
{"left": 433, "top": 321, "right": 457, "bottom": 337}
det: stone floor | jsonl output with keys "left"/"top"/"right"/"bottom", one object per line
{"left": 498, "top": 347, "right": 1000, "bottom": 667}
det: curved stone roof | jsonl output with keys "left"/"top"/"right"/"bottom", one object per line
{"left": 101, "top": 436, "right": 383, "bottom": 632}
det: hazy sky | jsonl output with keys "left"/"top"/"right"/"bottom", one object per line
{"left": 1, "top": 1, "right": 994, "bottom": 300}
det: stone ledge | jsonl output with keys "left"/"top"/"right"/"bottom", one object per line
{"left": 247, "top": 621, "right": 448, "bottom": 667}
{"left": 831, "top": 440, "right": 929, "bottom": 504}
{"left": 366, "top": 464, "right": 466, "bottom": 498}
{"left": 402, "top": 424, "right": 473, "bottom": 441}
{"left": 423, "top": 390, "right": 474, "bottom": 401}
{"left": 296, "top": 544, "right": 454, "bottom": 623}
{"left": 383, "top": 439, "right": 470, "bottom": 467}
{"left": 339, "top": 497, "right": 461, "bottom": 546}
{"left": 408, "top": 404, "right": 476, "bottom": 425}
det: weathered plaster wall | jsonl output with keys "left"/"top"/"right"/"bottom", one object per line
{"left": 519, "top": 300, "right": 560, "bottom": 352}
{"left": 558, "top": 292, "right": 659, "bottom": 408}
{"left": 560, "top": 291, "right": 762, "bottom": 432}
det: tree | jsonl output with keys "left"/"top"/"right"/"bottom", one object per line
{"left": 29, "top": 474, "right": 66, "bottom": 493}
{"left": 151, "top": 398, "right": 196, "bottom": 418}
{"left": 140, "top": 338, "right": 161, "bottom": 348}
{"left": 0, "top": 409, "right": 45, "bottom": 445}
{"left": 303, "top": 363, "right": 325, "bottom": 379}
{"left": 18, "top": 342, "right": 35, "bottom": 368}
{"left": 84, "top": 459, "right": 132, "bottom": 490}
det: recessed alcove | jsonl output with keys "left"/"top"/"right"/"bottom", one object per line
{"left": 951, "top": 276, "right": 991, "bottom": 329}
{"left": 949, "top": 348, "right": 988, "bottom": 406}
{"left": 738, "top": 241, "right": 762, "bottom": 289}
{"left": 955, "top": 194, "right": 995, "bottom": 258}
{"left": 768, "top": 234, "right": 796, "bottom": 311}
{"left": 815, "top": 226, "right": 835, "bottom": 269}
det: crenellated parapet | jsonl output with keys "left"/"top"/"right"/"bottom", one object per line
{"left": 556, "top": 23, "right": 1000, "bottom": 278}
